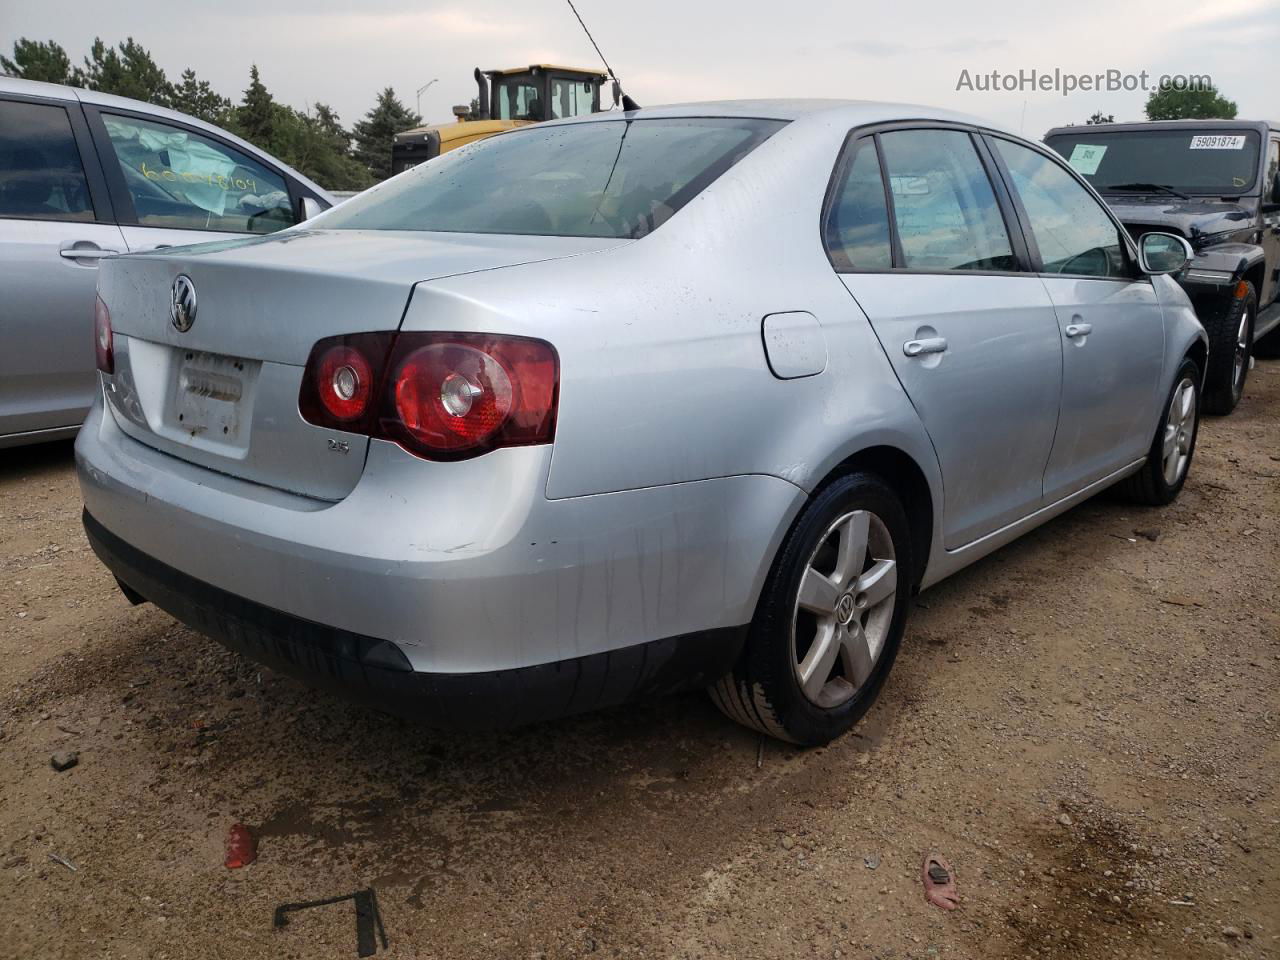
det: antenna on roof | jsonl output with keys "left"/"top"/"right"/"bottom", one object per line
{"left": 564, "top": 0, "right": 640, "bottom": 111}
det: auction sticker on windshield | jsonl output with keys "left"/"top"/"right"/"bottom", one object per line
{"left": 1068, "top": 143, "right": 1107, "bottom": 175}
{"left": 1190, "top": 135, "right": 1246, "bottom": 150}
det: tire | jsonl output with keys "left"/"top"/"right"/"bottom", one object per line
{"left": 1117, "top": 356, "right": 1201, "bottom": 506}
{"left": 710, "top": 472, "right": 913, "bottom": 746}
{"left": 1201, "top": 283, "right": 1256, "bottom": 415}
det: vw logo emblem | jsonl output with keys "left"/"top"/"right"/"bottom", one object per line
{"left": 170, "top": 275, "right": 197, "bottom": 332}
{"left": 836, "top": 593, "right": 856, "bottom": 625}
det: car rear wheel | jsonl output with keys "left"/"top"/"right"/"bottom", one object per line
{"left": 1117, "top": 356, "right": 1201, "bottom": 506}
{"left": 1202, "top": 283, "right": 1255, "bottom": 415}
{"left": 710, "top": 472, "right": 912, "bottom": 745}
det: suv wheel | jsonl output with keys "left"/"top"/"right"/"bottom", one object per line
{"left": 710, "top": 472, "right": 912, "bottom": 745}
{"left": 1118, "top": 356, "right": 1201, "bottom": 506}
{"left": 1202, "top": 282, "right": 1255, "bottom": 415}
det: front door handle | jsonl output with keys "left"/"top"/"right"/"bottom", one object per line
{"left": 1064, "top": 323, "right": 1093, "bottom": 339}
{"left": 59, "top": 247, "right": 120, "bottom": 261}
{"left": 903, "top": 337, "right": 949, "bottom": 357}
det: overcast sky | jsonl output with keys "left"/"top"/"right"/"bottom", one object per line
{"left": 2, "top": 0, "right": 1275, "bottom": 137}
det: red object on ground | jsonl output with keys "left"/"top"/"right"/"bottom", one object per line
{"left": 922, "top": 853, "right": 959, "bottom": 910}
{"left": 225, "top": 824, "right": 257, "bottom": 869}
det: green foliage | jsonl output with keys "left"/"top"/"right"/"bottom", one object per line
{"left": 1086, "top": 111, "right": 1115, "bottom": 125}
{"left": 1, "top": 38, "right": 73, "bottom": 84}
{"left": 76, "top": 37, "right": 173, "bottom": 106}
{"left": 224, "top": 68, "right": 374, "bottom": 191}
{"left": 352, "top": 88, "right": 422, "bottom": 181}
{"left": 1145, "top": 83, "right": 1237, "bottom": 121}
{"left": 2, "top": 36, "right": 398, "bottom": 190}
{"left": 170, "top": 69, "right": 232, "bottom": 125}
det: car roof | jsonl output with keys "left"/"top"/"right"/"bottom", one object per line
{"left": 545, "top": 98, "right": 1019, "bottom": 134}
{"left": 0, "top": 75, "right": 334, "bottom": 201}
{"left": 1045, "top": 119, "right": 1278, "bottom": 137}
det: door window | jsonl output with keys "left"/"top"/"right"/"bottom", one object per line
{"left": 824, "top": 139, "right": 893, "bottom": 271}
{"left": 0, "top": 100, "right": 94, "bottom": 222}
{"left": 494, "top": 79, "right": 541, "bottom": 120}
{"left": 994, "top": 138, "right": 1129, "bottom": 279}
{"left": 550, "top": 78, "right": 595, "bottom": 119}
{"left": 101, "top": 113, "right": 296, "bottom": 234}
{"left": 877, "top": 129, "right": 1016, "bottom": 272}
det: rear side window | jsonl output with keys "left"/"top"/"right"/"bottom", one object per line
{"left": 101, "top": 113, "right": 297, "bottom": 234}
{"left": 824, "top": 139, "right": 893, "bottom": 271}
{"left": 878, "top": 129, "right": 1016, "bottom": 272}
{"left": 321, "top": 117, "right": 786, "bottom": 240}
{"left": 0, "top": 100, "right": 94, "bottom": 222}
{"left": 994, "top": 138, "right": 1129, "bottom": 279}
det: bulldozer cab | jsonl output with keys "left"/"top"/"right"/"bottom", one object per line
{"left": 391, "top": 65, "right": 608, "bottom": 176}
{"left": 486, "top": 65, "right": 605, "bottom": 122}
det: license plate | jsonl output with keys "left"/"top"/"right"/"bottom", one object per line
{"left": 173, "top": 350, "right": 249, "bottom": 443}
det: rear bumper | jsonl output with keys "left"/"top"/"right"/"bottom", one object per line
{"left": 84, "top": 510, "right": 744, "bottom": 727}
{"left": 75, "top": 394, "right": 804, "bottom": 711}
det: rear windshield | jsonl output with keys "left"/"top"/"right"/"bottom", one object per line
{"left": 1044, "top": 129, "right": 1262, "bottom": 196}
{"left": 321, "top": 117, "right": 785, "bottom": 239}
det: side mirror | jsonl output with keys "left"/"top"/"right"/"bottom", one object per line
{"left": 1139, "top": 232, "right": 1193, "bottom": 275}
{"left": 1270, "top": 172, "right": 1280, "bottom": 206}
{"left": 298, "top": 196, "right": 325, "bottom": 221}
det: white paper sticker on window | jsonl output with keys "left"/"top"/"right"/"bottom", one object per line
{"left": 1068, "top": 144, "right": 1107, "bottom": 176}
{"left": 1190, "top": 135, "right": 1246, "bottom": 150}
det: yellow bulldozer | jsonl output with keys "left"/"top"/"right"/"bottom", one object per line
{"left": 391, "top": 64, "right": 612, "bottom": 175}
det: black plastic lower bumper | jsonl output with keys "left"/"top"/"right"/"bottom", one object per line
{"left": 83, "top": 510, "right": 746, "bottom": 729}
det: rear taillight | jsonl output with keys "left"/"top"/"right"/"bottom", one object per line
{"left": 94, "top": 295, "right": 113, "bottom": 374}
{"left": 315, "top": 345, "right": 374, "bottom": 421}
{"left": 299, "top": 332, "right": 559, "bottom": 461}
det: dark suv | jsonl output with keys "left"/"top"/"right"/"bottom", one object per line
{"left": 1045, "top": 120, "right": 1280, "bottom": 414}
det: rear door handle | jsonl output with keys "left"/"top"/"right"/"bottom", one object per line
{"left": 903, "top": 337, "right": 948, "bottom": 357}
{"left": 1064, "top": 323, "right": 1093, "bottom": 339}
{"left": 59, "top": 247, "right": 120, "bottom": 261}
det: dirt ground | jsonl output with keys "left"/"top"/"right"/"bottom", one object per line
{"left": 1, "top": 364, "right": 1277, "bottom": 960}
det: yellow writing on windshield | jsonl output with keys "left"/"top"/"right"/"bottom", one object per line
{"left": 141, "top": 162, "right": 257, "bottom": 193}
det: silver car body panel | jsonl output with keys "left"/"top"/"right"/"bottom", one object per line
{"left": 1039, "top": 276, "right": 1165, "bottom": 501}
{"left": 842, "top": 273, "right": 1063, "bottom": 549}
{"left": 0, "top": 217, "right": 126, "bottom": 437}
{"left": 77, "top": 99, "right": 1207, "bottom": 689}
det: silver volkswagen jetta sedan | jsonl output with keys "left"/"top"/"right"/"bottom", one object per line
{"left": 77, "top": 100, "right": 1206, "bottom": 744}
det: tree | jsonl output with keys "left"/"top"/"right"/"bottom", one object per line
{"left": 170, "top": 68, "right": 232, "bottom": 125}
{"left": 75, "top": 37, "right": 172, "bottom": 106}
{"left": 1, "top": 38, "right": 73, "bottom": 84}
{"left": 1086, "top": 111, "right": 1115, "bottom": 125}
{"left": 235, "top": 65, "right": 277, "bottom": 147}
{"left": 270, "top": 103, "right": 374, "bottom": 192}
{"left": 1145, "top": 83, "right": 1237, "bottom": 121}
{"left": 352, "top": 88, "right": 421, "bottom": 181}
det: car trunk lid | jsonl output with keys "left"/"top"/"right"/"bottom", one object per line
{"left": 98, "top": 229, "right": 624, "bottom": 500}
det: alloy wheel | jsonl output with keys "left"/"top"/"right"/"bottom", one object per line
{"left": 1232, "top": 304, "right": 1253, "bottom": 399}
{"left": 791, "top": 510, "right": 898, "bottom": 709}
{"left": 1162, "top": 377, "right": 1197, "bottom": 486}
